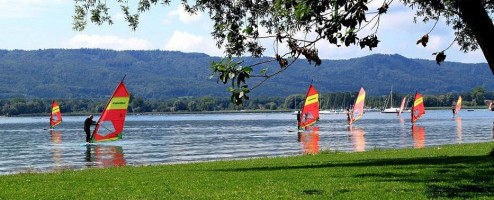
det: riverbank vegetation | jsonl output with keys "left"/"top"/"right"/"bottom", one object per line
{"left": 1, "top": 86, "right": 492, "bottom": 116}
{"left": 1, "top": 142, "right": 493, "bottom": 199}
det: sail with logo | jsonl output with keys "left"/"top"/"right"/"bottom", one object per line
{"left": 298, "top": 84, "right": 319, "bottom": 130}
{"left": 411, "top": 92, "right": 425, "bottom": 124}
{"left": 91, "top": 76, "right": 131, "bottom": 143}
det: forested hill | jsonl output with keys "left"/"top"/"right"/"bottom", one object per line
{"left": 0, "top": 49, "right": 491, "bottom": 99}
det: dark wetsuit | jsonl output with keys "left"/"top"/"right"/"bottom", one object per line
{"left": 84, "top": 118, "right": 96, "bottom": 143}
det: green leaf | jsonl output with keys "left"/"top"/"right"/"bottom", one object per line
{"left": 227, "top": 87, "right": 234, "bottom": 92}
{"left": 260, "top": 68, "right": 267, "bottom": 74}
{"left": 243, "top": 27, "right": 253, "bottom": 34}
{"left": 243, "top": 67, "right": 253, "bottom": 73}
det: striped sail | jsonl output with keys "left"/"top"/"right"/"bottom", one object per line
{"left": 454, "top": 96, "right": 462, "bottom": 115}
{"left": 50, "top": 101, "right": 62, "bottom": 128}
{"left": 91, "top": 81, "right": 130, "bottom": 143}
{"left": 411, "top": 92, "right": 425, "bottom": 124}
{"left": 298, "top": 85, "right": 319, "bottom": 129}
{"left": 350, "top": 87, "right": 365, "bottom": 124}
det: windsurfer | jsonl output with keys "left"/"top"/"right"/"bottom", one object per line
{"left": 452, "top": 106, "right": 456, "bottom": 116}
{"left": 84, "top": 115, "right": 97, "bottom": 143}
{"left": 346, "top": 109, "right": 351, "bottom": 125}
{"left": 297, "top": 110, "right": 301, "bottom": 128}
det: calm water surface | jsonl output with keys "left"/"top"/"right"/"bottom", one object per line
{"left": 0, "top": 110, "right": 493, "bottom": 174}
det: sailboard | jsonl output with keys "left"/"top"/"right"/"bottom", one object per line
{"left": 349, "top": 87, "right": 365, "bottom": 125}
{"left": 454, "top": 96, "right": 462, "bottom": 116}
{"left": 298, "top": 84, "right": 319, "bottom": 130}
{"left": 50, "top": 101, "right": 62, "bottom": 129}
{"left": 411, "top": 92, "right": 425, "bottom": 124}
{"left": 91, "top": 76, "right": 130, "bottom": 143}
{"left": 397, "top": 97, "right": 407, "bottom": 117}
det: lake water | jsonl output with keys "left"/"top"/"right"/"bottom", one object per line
{"left": 0, "top": 110, "right": 493, "bottom": 174}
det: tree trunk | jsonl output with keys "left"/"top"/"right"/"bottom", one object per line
{"left": 458, "top": 0, "right": 494, "bottom": 76}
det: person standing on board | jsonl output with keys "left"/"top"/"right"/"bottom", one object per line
{"left": 297, "top": 110, "right": 301, "bottom": 128}
{"left": 84, "top": 115, "right": 97, "bottom": 144}
{"left": 346, "top": 109, "right": 351, "bottom": 125}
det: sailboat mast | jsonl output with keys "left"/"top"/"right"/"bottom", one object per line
{"left": 390, "top": 86, "right": 393, "bottom": 108}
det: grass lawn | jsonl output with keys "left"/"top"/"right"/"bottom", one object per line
{"left": 1, "top": 142, "right": 493, "bottom": 199}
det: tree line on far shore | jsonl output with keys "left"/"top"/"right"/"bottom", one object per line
{"left": 1, "top": 86, "right": 491, "bottom": 116}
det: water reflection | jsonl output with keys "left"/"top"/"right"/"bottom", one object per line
{"left": 297, "top": 127, "right": 319, "bottom": 154}
{"left": 348, "top": 126, "right": 366, "bottom": 152}
{"left": 412, "top": 125, "right": 425, "bottom": 148}
{"left": 85, "top": 145, "right": 126, "bottom": 168}
{"left": 456, "top": 117, "right": 462, "bottom": 144}
{"left": 50, "top": 130, "right": 62, "bottom": 170}
{"left": 1, "top": 112, "right": 494, "bottom": 174}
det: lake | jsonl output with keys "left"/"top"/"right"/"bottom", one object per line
{"left": 0, "top": 110, "right": 493, "bottom": 174}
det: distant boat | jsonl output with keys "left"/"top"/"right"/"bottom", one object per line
{"left": 91, "top": 76, "right": 130, "bottom": 143}
{"left": 349, "top": 87, "right": 366, "bottom": 125}
{"left": 298, "top": 84, "right": 319, "bottom": 130}
{"left": 382, "top": 87, "right": 399, "bottom": 113}
{"left": 50, "top": 101, "right": 62, "bottom": 129}
{"left": 411, "top": 92, "right": 425, "bottom": 124}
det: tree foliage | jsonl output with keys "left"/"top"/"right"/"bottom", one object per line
{"left": 73, "top": 0, "right": 494, "bottom": 104}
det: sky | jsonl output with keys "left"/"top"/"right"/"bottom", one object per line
{"left": 0, "top": 0, "right": 487, "bottom": 64}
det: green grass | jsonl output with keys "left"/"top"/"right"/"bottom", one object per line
{"left": 1, "top": 143, "right": 494, "bottom": 199}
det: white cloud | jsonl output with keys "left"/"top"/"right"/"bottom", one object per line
{"left": 168, "top": 5, "right": 202, "bottom": 23}
{"left": 163, "top": 31, "right": 223, "bottom": 56}
{"left": 65, "top": 34, "right": 152, "bottom": 50}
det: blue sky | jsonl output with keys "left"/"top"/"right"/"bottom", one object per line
{"left": 0, "top": 0, "right": 487, "bottom": 64}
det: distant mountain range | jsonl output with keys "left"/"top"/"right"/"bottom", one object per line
{"left": 0, "top": 49, "right": 491, "bottom": 99}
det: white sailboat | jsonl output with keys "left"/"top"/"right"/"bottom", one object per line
{"left": 381, "top": 88, "right": 399, "bottom": 113}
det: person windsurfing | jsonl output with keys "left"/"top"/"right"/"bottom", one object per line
{"left": 84, "top": 115, "right": 97, "bottom": 144}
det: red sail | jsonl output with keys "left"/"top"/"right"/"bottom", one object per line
{"left": 92, "top": 82, "right": 130, "bottom": 143}
{"left": 350, "top": 87, "right": 365, "bottom": 124}
{"left": 50, "top": 101, "right": 62, "bottom": 128}
{"left": 411, "top": 92, "right": 425, "bottom": 123}
{"left": 298, "top": 85, "right": 319, "bottom": 129}
{"left": 398, "top": 97, "right": 407, "bottom": 116}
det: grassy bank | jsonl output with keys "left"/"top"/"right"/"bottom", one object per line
{"left": 1, "top": 142, "right": 493, "bottom": 199}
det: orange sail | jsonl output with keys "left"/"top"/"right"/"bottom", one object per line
{"left": 398, "top": 97, "right": 407, "bottom": 116}
{"left": 50, "top": 101, "right": 62, "bottom": 128}
{"left": 454, "top": 96, "right": 462, "bottom": 115}
{"left": 298, "top": 85, "right": 319, "bottom": 129}
{"left": 350, "top": 87, "right": 365, "bottom": 124}
{"left": 91, "top": 78, "right": 130, "bottom": 143}
{"left": 411, "top": 92, "right": 425, "bottom": 123}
